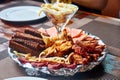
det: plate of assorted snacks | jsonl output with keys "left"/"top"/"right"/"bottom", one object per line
{"left": 8, "top": 27, "right": 106, "bottom": 76}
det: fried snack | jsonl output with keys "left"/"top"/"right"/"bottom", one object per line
{"left": 24, "top": 28, "right": 42, "bottom": 38}
{"left": 10, "top": 28, "right": 105, "bottom": 69}
{"left": 39, "top": 29, "right": 73, "bottom": 57}
{"left": 9, "top": 40, "right": 41, "bottom": 56}
{"left": 41, "top": 29, "right": 73, "bottom": 47}
{"left": 72, "top": 36, "right": 105, "bottom": 64}
{"left": 13, "top": 32, "right": 45, "bottom": 44}
{"left": 9, "top": 28, "right": 46, "bottom": 56}
{"left": 41, "top": 2, "right": 78, "bottom": 24}
{"left": 12, "top": 38, "right": 45, "bottom": 51}
{"left": 24, "top": 28, "right": 49, "bottom": 37}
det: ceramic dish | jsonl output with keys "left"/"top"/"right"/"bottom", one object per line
{"left": 0, "top": 6, "right": 46, "bottom": 22}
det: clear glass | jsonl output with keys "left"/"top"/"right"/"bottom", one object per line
{"left": 42, "top": 0, "right": 78, "bottom": 33}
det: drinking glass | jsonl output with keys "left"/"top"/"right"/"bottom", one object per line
{"left": 42, "top": 0, "right": 78, "bottom": 33}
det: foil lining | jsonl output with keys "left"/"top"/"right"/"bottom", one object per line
{"left": 8, "top": 33, "right": 107, "bottom": 76}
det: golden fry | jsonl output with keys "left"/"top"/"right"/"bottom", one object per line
{"left": 40, "top": 29, "right": 73, "bottom": 58}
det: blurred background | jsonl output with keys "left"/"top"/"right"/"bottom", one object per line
{"left": 0, "top": 0, "right": 120, "bottom": 18}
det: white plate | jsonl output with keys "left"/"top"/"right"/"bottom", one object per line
{"left": 4, "top": 76, "right": 47, "bottom": 80}
{"left": 0, "top": 6, "right": 46, "bottom": 22}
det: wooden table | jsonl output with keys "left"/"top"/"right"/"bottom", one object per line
{"left": 0, "top": 0, "right": 120, "bottom": 80}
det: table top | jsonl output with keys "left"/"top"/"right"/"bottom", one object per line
{"left": 0, "top": 0, "right": 120, "bottom": 80}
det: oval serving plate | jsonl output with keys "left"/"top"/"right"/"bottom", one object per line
{"left": 8, "top": 32, "right": 107, "bottom": 76}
